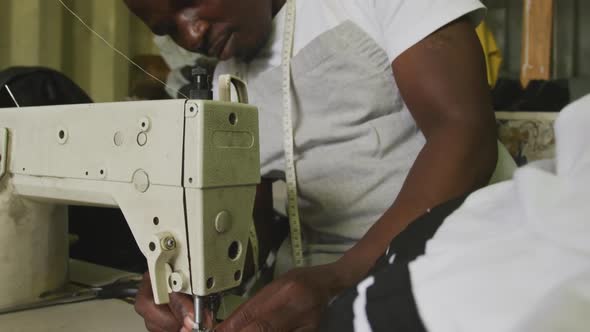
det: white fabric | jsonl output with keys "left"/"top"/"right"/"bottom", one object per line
{"left": 410, "top": 95, "right": 590, "bottom": 332}
{"left": 353, "top": 276, "right": 375, "bottom": 332}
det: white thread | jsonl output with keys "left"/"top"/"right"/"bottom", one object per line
{"left": 4, "top": 85, "right": 20, "bottom": 108}
{"left": 56, "top": 0, "right": 188, "bottom": 99}
{"left": 388, "top": 254, "right": 396, "bottom": 265}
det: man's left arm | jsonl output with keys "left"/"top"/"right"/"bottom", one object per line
{"left": 337, "top": 16, "right": 498, "bottom": 283}
{"left": 213, "top": 17, "right": 497, "bottom": 332}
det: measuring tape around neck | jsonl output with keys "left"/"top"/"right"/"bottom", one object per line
{"left": 281, "top": 0, "right": 304, "bottom": 268}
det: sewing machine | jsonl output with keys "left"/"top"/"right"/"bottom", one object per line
{"left": 0, "top": 75, "right": 259, "bottom": 331}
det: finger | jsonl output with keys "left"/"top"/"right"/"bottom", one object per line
{"left": 236, "top": 303, "right": 303, "bottom": 332}
{"left": 237, "top": 314, "right": 316, "bottom": 332}
{"left": 184, "top": 315, "right": 196, "bottom": 331}
{"left": 135, "top": 273, "right": 155, "bottom": 315}
{"left": 135, "top": 273, "right": 182, "bottom": 331}
{"left": 214, "top": 304, "right": 256, "bottom": 332}
{"left": 147, "top": 303, "right": 182, "bottom": 332}
{"left": 294, "top": 325, "right": 319, "bottom": 332}
{"left": 169, "top": 293, "right": 194, "bottom": 323}
{"left": 217, "top": 282, "right": 310, "bottom": 332}
{"left": 242, "top": 320, "right": 275, "bottom": 332}
{"left": 183, "top": 306, "right": 216, "bottom": 331}
{"left": 144, "top": 322, "right": 168, "bottom": 332}
{"left": 216, "top": 304, "right": 283, "bottom": 332}
{"left": 216, "top": 282, "right": 286, "bottom": 331}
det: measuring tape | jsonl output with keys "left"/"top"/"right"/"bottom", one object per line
{"left": 281, "top": 0, "right": 304, "bottom": 268}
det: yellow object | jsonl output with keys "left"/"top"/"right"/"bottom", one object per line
{"left": 476, "top": 22, "right": 503, "bottom": 87}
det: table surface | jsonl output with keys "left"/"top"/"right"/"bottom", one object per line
{"left": 0, "top": 260, "right": 146, "bottom": 332}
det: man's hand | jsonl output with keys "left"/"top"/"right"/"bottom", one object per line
{"left": 135, "top": 272, "right": 197, "bottom": 332}
{"left": 135, "top": 181, "right": 276, "bottom": 331}
{"left": 184, "top": 263, "right": 349, "bottom": 332}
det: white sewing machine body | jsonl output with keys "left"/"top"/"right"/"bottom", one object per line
{"left": 0, "top": 82, "right": 260, "bottom": 311}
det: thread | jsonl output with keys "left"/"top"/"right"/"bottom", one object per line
{"left": 4, "top": 85, "right": 20, "bottom": 107}
{"left": 56, "top": 0, "right": 188, "bottom": 99}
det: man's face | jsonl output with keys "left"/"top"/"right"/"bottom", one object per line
{"left": 124, "top": 0, "right": 278, "bottom": 61}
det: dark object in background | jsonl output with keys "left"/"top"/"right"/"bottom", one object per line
{"left": 69, "top": 208, "right": 147, "bottom": 273}
{"left": 0, "top": 66, "right": 146, "bottom": 273}
{"left": 178, "top": 57, "right": 218, "bottom": 99}
{"left": 492, "top": 78, "right": 525, "bottom": 110}
{"left": 516, "top": 79, "right": 570, "bottom": 112}
{"left": 492, "top": 78, "right": 571, "bottom": 112}
{"left": 189, "top": 66, "right": 213, "bottom": 100}
{"left": 0, "top": 67, "right": 91, "bottom": 107}
{"left": 569, "top": 78, "right": 590, "bottom": 102}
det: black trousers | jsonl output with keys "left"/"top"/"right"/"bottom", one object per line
{"left": 320, "top": 195, "right": 467, "bottom": 332}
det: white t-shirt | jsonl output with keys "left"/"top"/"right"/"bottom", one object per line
{"left": 218, "top": 0, "right": 485, "bottom": 89}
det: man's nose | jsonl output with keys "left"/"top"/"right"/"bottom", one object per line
{"left": 174, "top": 15, "right": 210, "bottom": 52}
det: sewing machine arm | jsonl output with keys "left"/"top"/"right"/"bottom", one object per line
{"left": 0, "top": 95, "right": 260, "bottom": 305}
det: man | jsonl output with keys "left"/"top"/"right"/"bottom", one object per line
{"left": 124, "top": 0, "right": 499, "bottom": 331}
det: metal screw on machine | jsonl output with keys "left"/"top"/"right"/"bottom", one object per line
{"left": 168, "top": 272, "right": 185, "bottom": 292}
{"left": 190, "top": 66, "right": 213, "bottom": 100}
{"left": 162, "top": 236, "right": 176, "bottom": 251}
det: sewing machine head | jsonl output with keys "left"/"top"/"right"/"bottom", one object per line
{"left": 0, "top": 75, "right": 260, "bottom": 320}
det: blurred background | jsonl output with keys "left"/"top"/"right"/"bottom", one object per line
{"left": 483, "top": 0, "right": 590, "bottom": 98}
{"left": 0, "top": 0, "right": 159, "bottom": 102}
{"left": 0, "top": 0, "right": 589, "bottom": 102}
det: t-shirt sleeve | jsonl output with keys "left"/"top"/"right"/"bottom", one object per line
{"left": 375, "top": 0, "right": 486, "bottom": 62}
